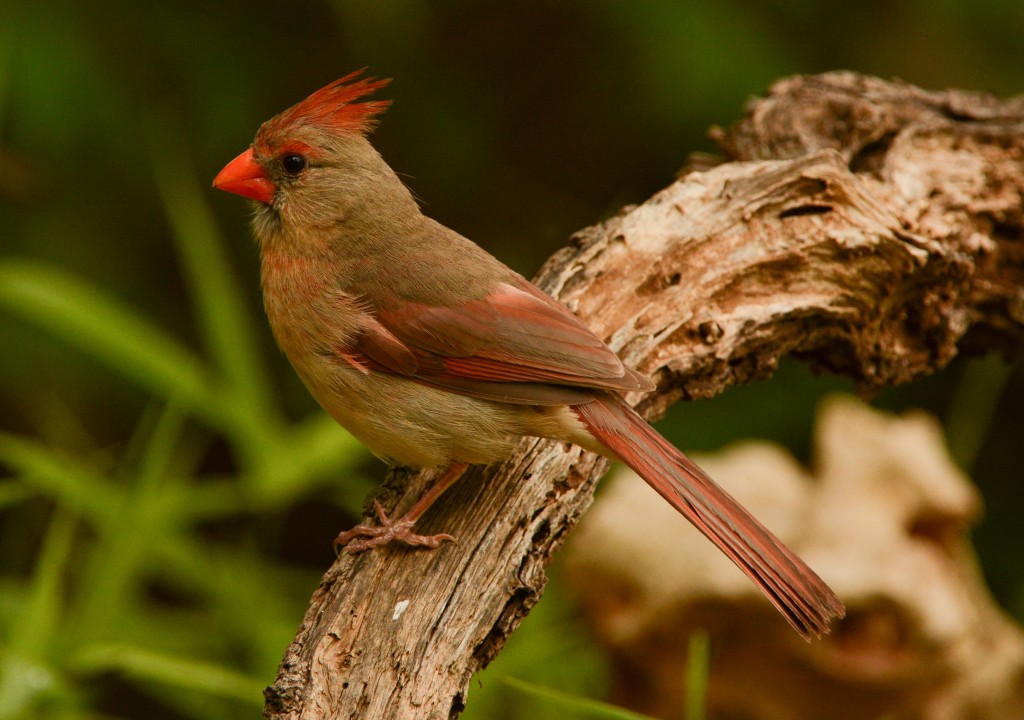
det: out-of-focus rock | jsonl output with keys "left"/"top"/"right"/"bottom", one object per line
{"left": 564, "top": 394, "right": 1024, "bottom": 720}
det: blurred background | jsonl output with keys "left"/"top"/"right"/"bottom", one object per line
{"left": 1, "top": 1, "right": 1022, "bottom": 718}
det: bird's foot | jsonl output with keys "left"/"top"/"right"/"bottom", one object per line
{"left": 334, "top": 500, "right": 456, "bottom": 554}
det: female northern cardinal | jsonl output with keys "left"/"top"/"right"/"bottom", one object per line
{"left": 213, "top": 70, "right": 844, "bottom": 639}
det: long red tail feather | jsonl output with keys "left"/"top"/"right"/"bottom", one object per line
{"left": 574, "top": 393, "right": 845, "bottom": 639}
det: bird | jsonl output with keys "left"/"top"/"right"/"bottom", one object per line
{"left": 212, "top": 70, "right": 844, "bottom": 639}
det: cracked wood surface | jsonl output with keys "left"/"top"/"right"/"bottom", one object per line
{"left": 263, "top": 72, "right": 1024, "bottom": 720}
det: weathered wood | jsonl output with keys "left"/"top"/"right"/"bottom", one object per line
{"left": 565, "top": 397, "right": 1023, "bottom": 720}
{"left": 263, "top": 72, "right": 1024, "bottom": 720}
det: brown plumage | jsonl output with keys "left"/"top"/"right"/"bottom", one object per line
{"left": 213, "top": 70, "right": 845, "bottom": 639}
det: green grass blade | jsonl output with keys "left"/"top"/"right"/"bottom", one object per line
{"left": 72, "top": 644, "right": 265, "bottom": 705}
{"left": 0, "top": 432, "right": 122, "bottom": 527}
{"left": 5, "top": 510, "right": 76, "bottom": 659}
{"left": 685, "top": 631, "right": 710, "bottom": 720}
{"left": 69, "top": 403, "right": 188, "bottom": 645}
{"left": 253, "top": 413, "right": 366, "bottom": 505}
{"left": 0, "top": 261, "right": 226, "bottom": 425}
{"left": 0, "top": 481, "right": 32, "bottom": 509}
{"left": 500, "top": 676, "right": 658, "bottom": 720}
{"left": 0, "top": 511, "right": 76, "bottom": 719}
{"left": 135, "top": 400, "right": 189, "bottom": 493}
{"left": 147, "top": 115, "right": 277, "bottom": 433}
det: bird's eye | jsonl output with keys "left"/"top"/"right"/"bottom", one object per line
{"left": 281, "top": 154, "right": 307, "bottom": 175}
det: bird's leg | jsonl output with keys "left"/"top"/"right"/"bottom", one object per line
{"left": 334, "top": 462, "right": 469, "bottom": 553}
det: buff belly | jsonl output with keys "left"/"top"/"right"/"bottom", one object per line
{"left": 293, "top": 353, "right": 597, "bottom": 468}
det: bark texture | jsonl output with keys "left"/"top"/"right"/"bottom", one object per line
{"left": 263, "top": 72, "right": 1024, "bottom": 720}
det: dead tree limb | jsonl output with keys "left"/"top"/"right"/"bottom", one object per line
{"left": 263, "top": 72, "right": 1024, "bottom": 720}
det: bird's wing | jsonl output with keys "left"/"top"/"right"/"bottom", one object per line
{"left": 350, "top": 278, "right": 653, "bottom": 406}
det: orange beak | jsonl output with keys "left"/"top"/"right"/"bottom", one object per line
{"left": 212, "top": 148, "right": 276, "bottom": 204}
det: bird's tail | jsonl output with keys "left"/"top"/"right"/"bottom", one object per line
{"left": 573, "top": 392, "right": 845, "bottom": 640}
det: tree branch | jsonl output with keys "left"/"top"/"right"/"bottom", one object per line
{"left": 263, "top": 72, "right": 1024, "bottom": 720}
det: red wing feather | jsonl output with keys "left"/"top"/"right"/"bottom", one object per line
{"left": 347, "top": 281, "right": 652, "bottom": 404}
{"left": 354, "top": 318, "right": 422, "bottom": 375}
{"left": 375, "top": 283, "right": 652, "bottom": 392}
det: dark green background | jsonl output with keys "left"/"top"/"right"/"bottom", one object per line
{"left": 2, "top": 1, "right": 1022, "bottom": 718}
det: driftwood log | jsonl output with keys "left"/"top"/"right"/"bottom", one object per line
{"left": 565, "top": 396, "right": 1024, "bottom": 720}
{"left": 263, "top": 72, "right": 1024, "bottom": 719}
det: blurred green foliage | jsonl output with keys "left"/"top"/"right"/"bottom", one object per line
{"left": 1, "top": 1, "right": 1022, "bottom": 718}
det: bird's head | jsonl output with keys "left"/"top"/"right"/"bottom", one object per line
{"left": 213, "top": 70, "right": 403, "bottom": 242}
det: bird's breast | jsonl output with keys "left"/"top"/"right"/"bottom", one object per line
{"left": 260, "top": 251, "right": 366, "bottom": 361}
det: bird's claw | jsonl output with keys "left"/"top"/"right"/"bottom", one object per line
{"left": 334, "top": 500, "right": 456, "bottom": 554}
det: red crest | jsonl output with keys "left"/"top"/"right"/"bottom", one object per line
{"left": 263, "top": 69, "right": 391, "bottom": 137}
